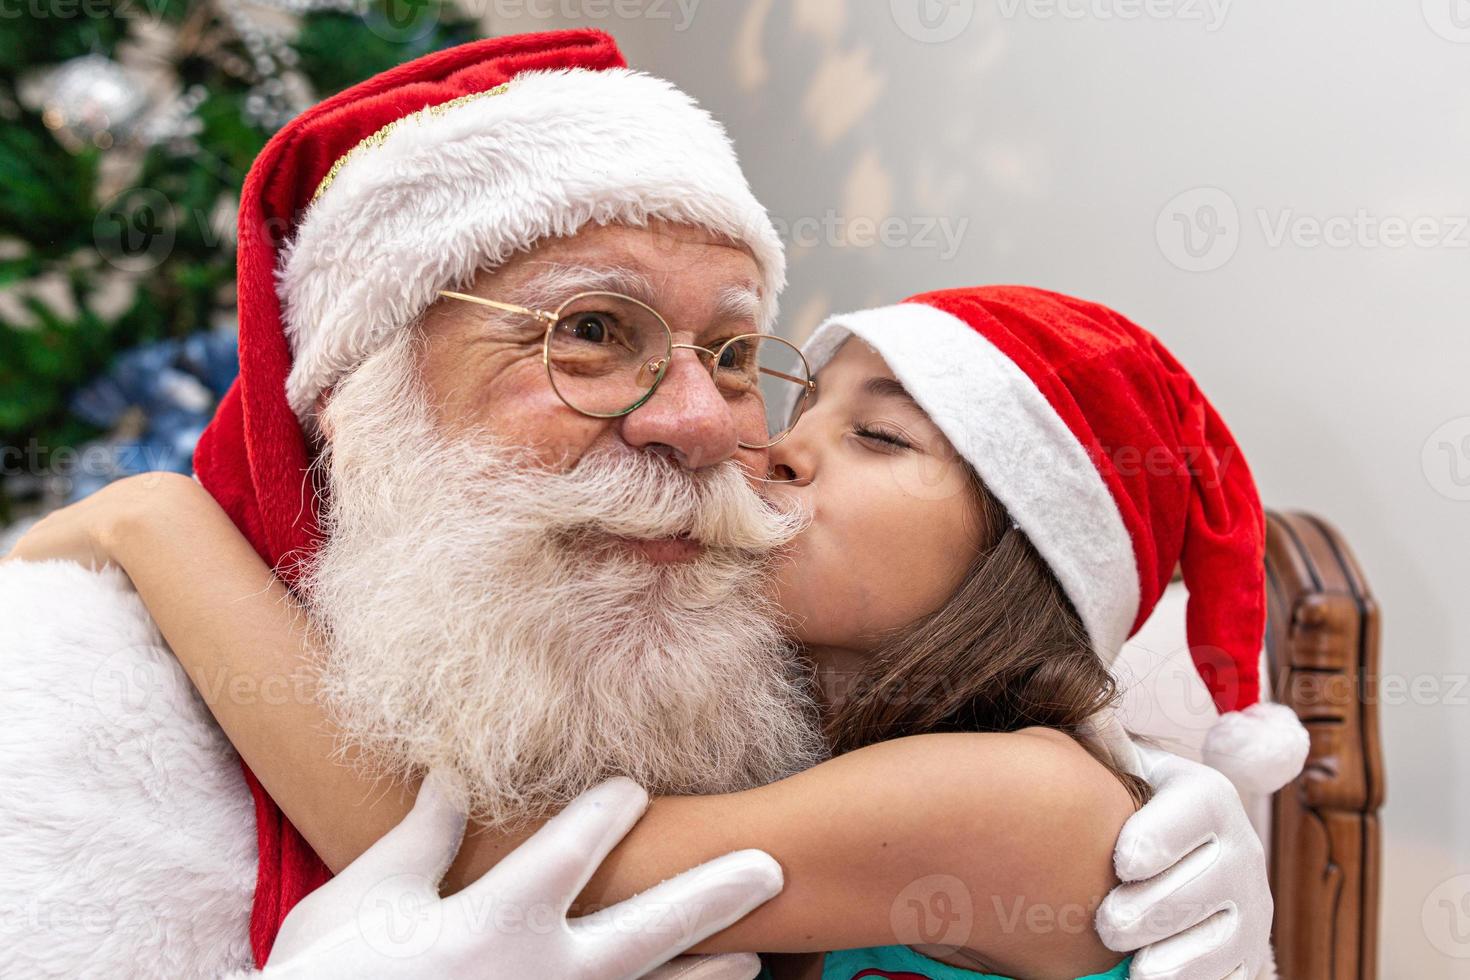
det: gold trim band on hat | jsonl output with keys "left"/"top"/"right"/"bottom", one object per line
{"left": 310, "top": 83, "right": 511, "bottom": 204}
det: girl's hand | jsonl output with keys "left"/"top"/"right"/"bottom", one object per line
{"left": 2, "top": 471, "right": 198, "bottom": 570}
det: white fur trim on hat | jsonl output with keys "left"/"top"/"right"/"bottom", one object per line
{"left": 804, "top": 303, "right": 1141, "bottom": 665}
{"left": 278, "top": 67, "right": 785, "bottom": 421}
{"left": 1202, "top": 701, "right": 1310, "bottom": 795}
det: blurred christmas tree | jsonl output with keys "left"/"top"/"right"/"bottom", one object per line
{"left": 0, "top": 0, "right": 478, "bottom": 525}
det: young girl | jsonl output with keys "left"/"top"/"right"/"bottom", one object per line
{"left": 8, "top": 285, "right": 1300, "bottom": 979}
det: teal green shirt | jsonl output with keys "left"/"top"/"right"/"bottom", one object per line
{"left": 758, "top": 945, "right": 1131, "bottom": 979}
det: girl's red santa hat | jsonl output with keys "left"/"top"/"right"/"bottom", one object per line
{"left": 802, "top": 286, "right": 1311, "bottom": 796}
{"left": 191, "top": 30, "right": 785, "bottom": 966}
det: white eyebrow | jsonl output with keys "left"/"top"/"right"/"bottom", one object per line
{"left": 713, "top": 283, "right": 764, "bottom": 329}
{"left": 511, "top": 263, "right": 660, "bottom": 312}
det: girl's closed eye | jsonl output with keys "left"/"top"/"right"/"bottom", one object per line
{"left": 851, "top": 421, "right": 915, "bottom": 452}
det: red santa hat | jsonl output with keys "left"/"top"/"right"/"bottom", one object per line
{"left": 191, "top": 29, "right": 785, "bottom": 966}
{"left": 802, "top": 286, "right": 1310, "bottom": 795}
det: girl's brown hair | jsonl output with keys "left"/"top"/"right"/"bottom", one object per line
{"left": 821, "top": 467, "right": 1151, "bottom": 806}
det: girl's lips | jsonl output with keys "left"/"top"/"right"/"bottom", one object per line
{"left": 613, "top": 534, "right": 703, "bottom": 563}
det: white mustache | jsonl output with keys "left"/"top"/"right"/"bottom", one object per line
{"left": 525, "top": 448, "right": 808, "bottom": 553}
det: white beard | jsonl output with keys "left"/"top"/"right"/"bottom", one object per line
{"left": 301, "top": 332, "right": 825, "bottom": 827}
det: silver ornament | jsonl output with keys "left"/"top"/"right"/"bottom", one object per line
{"left": 40, "top": 54, "right": 150, "bottom": 151}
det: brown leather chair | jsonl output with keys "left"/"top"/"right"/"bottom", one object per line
{"left": 1265, "top": 511, "right": 1383, "bottom": 980}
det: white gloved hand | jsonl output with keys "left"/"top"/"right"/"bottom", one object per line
{"left": 1096, "top": 744, "right": 1271, "bottom": 980}
{"left": 642, "top": 952, "right": 764, "bottom": 979}
{"left": 239, "top": 771, "right": 781, "bottom": 980}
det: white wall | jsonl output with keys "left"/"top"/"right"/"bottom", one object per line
{"left": 486, "top": 1, "right": 1470, "bottom": 972}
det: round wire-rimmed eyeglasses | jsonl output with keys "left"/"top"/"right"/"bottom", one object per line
{"left": 437, "top": 289, "right": 816, "bottom": 450}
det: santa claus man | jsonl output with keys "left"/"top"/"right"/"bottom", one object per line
{"left": 0, "top": 30, "right": 1276, "bottom": 980}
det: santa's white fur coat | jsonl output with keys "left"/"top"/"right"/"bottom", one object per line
{"left": 0, "top": 559, "right": 257, "bottom": 978}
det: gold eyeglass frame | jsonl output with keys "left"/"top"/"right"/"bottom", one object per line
{"left": 437, "top": 289, "right": 817, "bottom": 449}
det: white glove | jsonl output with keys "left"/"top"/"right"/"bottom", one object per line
{"left": 642, "top": 953, "right": 764, "bottom": 979}
{"left": 237, "top": 771, "right": 781, "bottom": 980}
{"left": 1096, "top": 744, "right": 1270, "bottom": 980}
